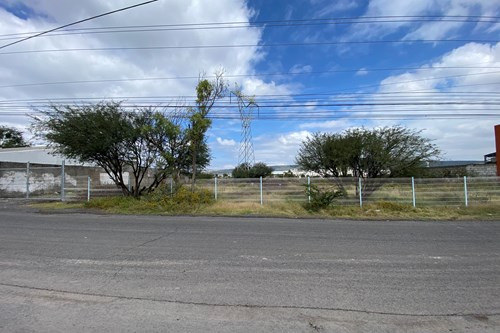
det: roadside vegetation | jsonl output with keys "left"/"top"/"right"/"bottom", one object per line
{"left": 32, "top": 72, "right": 256, "bottom": 197}
{"left": 33, "top": 192, "right": 500, "bottom": 221}
{"left": 29, "top": 75, "right": 497, "bottom": 221}
{"left": 232, "top": 162, "right": 274, "bottom": 178}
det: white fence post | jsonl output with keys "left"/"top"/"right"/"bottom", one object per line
{"left": 411, "top": 177, "right": 416, "bottom": 208}
{"left": 464, "top": 176, "right": 468, "bottom": 207}
{"left": 214, "top": 177, "right": 218, "bottom": 200}
{"left": 61, "top": 160, "right": 65, "bottom": 201}
{"left": 307, "top": 176, "right": 311, "bottom": 204}
{"left": 260, "top": 176, "right": 263, "bottom": 206}
{"left": 26, "top": 161, "right": 30, "bottom": 199}
{"left": 358, "top": 177, "right": 363, "bottom": 208}
{"left": 87, "top": 176, "right": 91, "bottom": 202}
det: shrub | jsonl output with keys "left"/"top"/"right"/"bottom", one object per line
{"left": 85, "top": 185, "right": 215, "bottom": 214}
{"left": 148, "top": 184, "right": 214, "bottom": 212}
{"left": 232, "top": 162, "right": 273, "bottom": 178}
{"left": 304, "top": 184, "right": 346, "bottom": 211}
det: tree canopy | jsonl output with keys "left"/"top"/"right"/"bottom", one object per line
{"left": 232, "top": 162, "right": 273, "bottom": 178}
{"left": 0, "top": 126, "right": 29, "bottom": 148}
{"left": 188, "top": 73, "right": 227, "bottom": 188}
{"left": 296, "top": 126, "right": 440, "bottom": 178}
{"left": 33, "top": 102, "right": 209, "bottom": 197}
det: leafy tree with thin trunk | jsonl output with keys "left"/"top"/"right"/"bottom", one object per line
{"left": 296, "top": 126, "right": 440, "bottom": 195}
{"left": 33, "top": 102, "right": 200, "bottom": 197}
{"left": 188, "top": 72, "right": 227, "bottom": 189}
{"left": 232, "top": 162, "right": 273, "bottom": 178}
{"left": 297, "top": 126, "right": 439, "bottom": 178}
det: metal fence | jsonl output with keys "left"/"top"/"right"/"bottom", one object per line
{"left": 0, "top": 162, "right": 122, "bottom": 201}
{"left": 1, "top": 162, "right": 499, "bottom": 207}
{"left": 197, "top": 176, "right": 500, "bottom": 207}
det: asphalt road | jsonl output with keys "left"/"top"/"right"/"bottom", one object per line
{"left": 0, "top": 208, "right": 499, "bottom": 332}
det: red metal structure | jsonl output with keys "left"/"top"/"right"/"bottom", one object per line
{"left": 496, "top": 125, "right": 500, "bottom": 176}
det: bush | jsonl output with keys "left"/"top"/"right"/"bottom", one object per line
{"left": 86, "top": 185, "right": 214, "bottom": 213}
{"left": 232, "top": 162, "right": 273, "bottom": 178}
{"left": 197, "top": 172, "right": 215, "bottom": 179}
{"left": 148, "top": 185, "right": 214, "bottom": 212}
{"left": 304, "top": 184, "right": 346, "bottom": 211}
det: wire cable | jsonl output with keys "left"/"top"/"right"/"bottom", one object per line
{"left": 0, "top": 0, "right": 159, "bottom": 50}
{"left": 1, "top": 39, "right": 499, "bottom": 56}
{"left": 1, "top": 66, "right": 499, "bottom": 89}
{"left": 1, "top": 18, "right": 500, "bottom": 41}
{"left": 2, "top": 15, "right": 500, "bottom": 39}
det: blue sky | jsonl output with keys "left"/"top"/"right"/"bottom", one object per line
{"left": 0, "top": 0, "right": 499, "bottom": 169}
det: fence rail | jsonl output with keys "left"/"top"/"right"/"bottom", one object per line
{"left": 1, "top": 162, "right": 500, "bottom": 207}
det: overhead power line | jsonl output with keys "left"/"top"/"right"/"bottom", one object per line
{"left": 2, "top": 99, "right": 500, "bottom": 109}
{"left": 2, "top": 89, "right": 500, "bottom": 105}
{"left": 1, "top": 17, "right": 499, "bottom": 41}
{"left": 1, "top": 39, "right": 499, "bottom": 56}
{"left": 0, "top": 109, "right": 497, "bottom": 120}
{"left": 0, "top": 0, "right": 159, "bottom": 50}
{"left": 0, "top": 66, "right": 498, "bottom": 89}
{"left": 1, "top": 15, "right": 499, "bottom": 40}
{"left": 1, "top": 84, "right": 500, "bottom": 105}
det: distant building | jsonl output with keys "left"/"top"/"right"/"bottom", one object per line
{"left": 270, "top": 165, "right": 319, "bottom": 177}
{"left": 425, "top": 158, "right": 496, "bottom": 177}
{"left": 0, "top": 147, "right": 129, "bottom": 196}
{"left": 208, "top": 164, "right": 319, "bottom": 178}
{"left": 0, "top": 146, "right": 84, "bottom": 166}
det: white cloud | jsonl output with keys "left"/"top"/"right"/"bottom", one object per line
{"left": 310, "top": 0, "right": 358, "bottom": 17}
{"left": 355, "top": 68, "right": 368, "bottom": 76}
{"left": 241, "top": 78, "right": 296, "bottom": 96}
{"left": 277, "top": 130, "right": 311, "bottom": 145}
{"left": 289, "top": 64, "right": 313, "bottom": 73}
{"left": 378, "top": 42, "right": 500, "bottom": 93}
{"left": 362, "top": 41, "right": 500, "bottom": 160}
{"left": 216, "top": 137, "right": 236, "bottom": 146}
{"left": 0, "top": 1, "right": 289, "bottom": 124}
{"left": 348, "top": 0, "right": 500, "bottom": 40}
{"left": 0, "top": 0, "right": 298, "bottom": 170}
{"left": 299, "top": 119, "right": 350, "bottom": 130}
{"left": 251, "top": 130, "right": 311, "bottom": 165}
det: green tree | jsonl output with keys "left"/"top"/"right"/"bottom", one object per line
{"left": 33, "top": 102, "right": 197, "bottom": 197}
{"left": 0, "top": 126, "right": 29, "bottom": 148}
{"left": 145, "top": 110, "right": 209, "bottom": 185}
{"left": 249, "top": 162, "right": 273, "bottom": 178}
{"left": 297, "top": 126, "right": 440, "bottom": 196}
{"left": 232, "top": 162, "right": 251, "bottom": 178}
{"left": 188, "top": 73, "right": 227, "bottom": 189}
{"left": 297, "top": 126, "right": 439, "bottom": 179}
{"left": 232, "top": 162, "right": 273, "bottom": 178}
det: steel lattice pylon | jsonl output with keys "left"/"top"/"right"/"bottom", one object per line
{"left": 235, "top": 92, "right": 257, "bottom": 167}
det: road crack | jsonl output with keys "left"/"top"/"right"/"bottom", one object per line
{"left": 105, "top": 228, "right": 178, "bottom": 260}
{"left": 1, "top": 282, "right": 499, "bottom": 318}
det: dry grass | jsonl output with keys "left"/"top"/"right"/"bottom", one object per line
{"left": 31, "top": 197, "right": 500, "bottom": 221}
{"left": 33, "top": 201, "right": 85, "bottom": 210}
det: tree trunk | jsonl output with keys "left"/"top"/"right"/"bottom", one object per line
{"left": 191, "top": 147, "right": 197, "bottom": 191}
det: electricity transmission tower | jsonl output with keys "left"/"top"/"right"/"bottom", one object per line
{"left": 234, "top": 91, "right": 258, "bottom": 167}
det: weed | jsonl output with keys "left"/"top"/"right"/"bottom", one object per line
{"left": 304, "top": 184, "right": 346, "bottom": 211}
